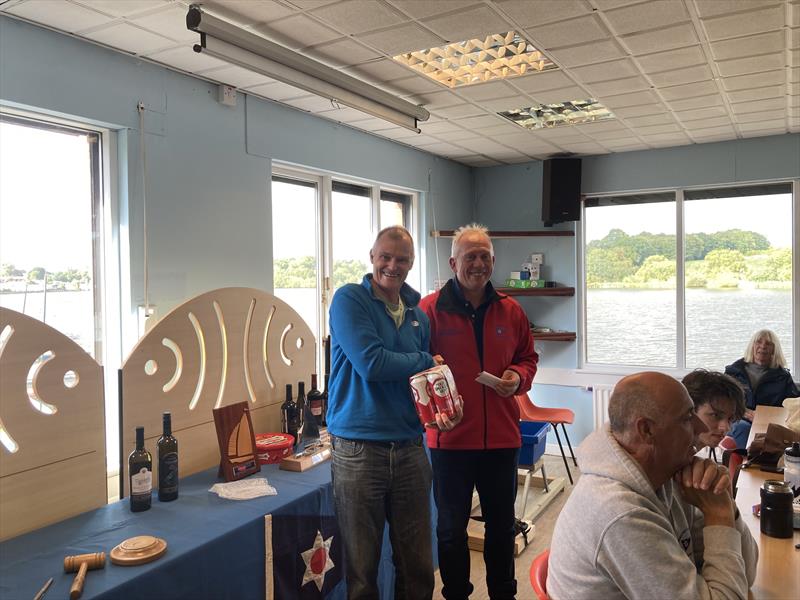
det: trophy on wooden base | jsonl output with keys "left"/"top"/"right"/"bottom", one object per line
{"left": 213, "top": 402, "right": 260, "bottom": 481}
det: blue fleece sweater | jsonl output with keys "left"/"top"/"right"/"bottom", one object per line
{"left": 327, "top": 275, "right": 434, "bottom": 441}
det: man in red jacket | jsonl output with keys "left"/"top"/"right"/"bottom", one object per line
{"left": 420, "top": 224, "right": 538, "bottom": 600}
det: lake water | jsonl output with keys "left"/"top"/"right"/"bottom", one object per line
{"left": 587, "top": 288, "right": 793, "bottom": 369}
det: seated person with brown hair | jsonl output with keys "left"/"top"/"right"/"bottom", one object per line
{"left": 682, "top": 369, "right": 746, "bottom": 451}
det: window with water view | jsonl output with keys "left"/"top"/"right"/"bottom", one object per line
{"left": 584, "top": 184, "right": 793, "bottom": 371}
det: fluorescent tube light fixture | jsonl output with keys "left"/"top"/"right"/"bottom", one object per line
{"left": 186, "top": 5, "right": 429, "bottom": 132}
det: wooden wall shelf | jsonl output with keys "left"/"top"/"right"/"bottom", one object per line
{"left": 432, "top": 230, "right": 574, "bottom": 238}
{"left": 498, "top": 287, "right": 575, "bottom": 297}
{"left": 532, "top": 331, "right": 576, "bottom": 342}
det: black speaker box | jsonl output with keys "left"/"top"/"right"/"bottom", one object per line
{"left": 542, "top": 158, "right": 582, "bottom": 226}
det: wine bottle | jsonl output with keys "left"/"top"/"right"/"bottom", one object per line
{"left": 307, "top": 374, "right": 323, "bottom": 425}
{"left": 157, "top": 412, "right": 179, "bottom": 502}
{"left": 296, "top": 381, "right": 306, "bottom": 429}
{"left": 281, "top": 383, "right": 299, "bottom": 446}
{"left": 129, "top": 426, "right": 152, "bottom": 512}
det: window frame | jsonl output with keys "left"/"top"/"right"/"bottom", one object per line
{"left": 271, "top": 163, "right": 420, "bottom": 374}
{"left": 578, "top": 179, "right": 799, "bottom": 378}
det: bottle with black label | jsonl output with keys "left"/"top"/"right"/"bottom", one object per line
{"left": 129, "top": 426, "right": 152, "bottom": 512}
{"left": 157, "top": 412, "right": 179, "bottom": 502}
{"left": 307, "top": 374, "right": 323, "bottom": 425}
{"left": 281, "top": 383, "right": 300, "bottom": 446}
{"left": 296, "top": 381, "right": 306, "bottom": 429}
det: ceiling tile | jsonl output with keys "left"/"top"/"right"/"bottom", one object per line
{"left": 569, "top": 58, "right": 640, "bottom": 83}
{"left": 455, "top": 81, "right": 519, "bottom": 102}
{"left": 555, "top": 140, "right": 610, "bottom": 154}
{"left": 603, "top": 0, "right": 689, "bottom": 35}
{"left": 674, "top": 106, "right": 729, "bottom": 121}
{"left": 285, "top": 95, "right": 344, "bottom": 112}
{"left": 129, "top": 4, "right": 197, "bottom": 43}
{"left": 686, "top": 124, "right": 735, "bottom": 138}
{"left": 532, "top": 127, "right": 591, "bottom": 141}
{"left": 636, "top": 45, "right": 706, "bottom": 74}
{"left": 737, "top": 119, "right": 787, "bottom": 132}
{"left": 244, "top": 79, "right": 308, "bottom": 100}
{"left": 350, "top": 116, "right": 404, "bottom": 131}
{"left": 623, "top": 23, "right": 699, "bottom": 55}
{"left": 458, "top": 114, "right": 508, "bottom": 130}
{"left": 146, "top": 45, "right": 228, "bottom": 72}
{"left": 305, "top": 38, "right": 382, "bottom": 68}
{"left": 422, "top": 5, "right": 511, "bottom": 43}
{"left": 493, "top": 0, "right": 592, "bottom": 28}
{"left": 477, "top": 95, "right": 534, "bottom": 111}
{"left": 456, "top": 137, "right": 514, "bottom": 154}
{"left": 731, "top": 96, "right": 786, "bottom": 114}
{"left": 310, "top": 0, "right": 406, "bottom": 35}
{"left": 701, "top": 5, "right": 784, "bottom": 41}
{"left": 546, "top": 39, "right": 626, "bottom": 66}
{"left": 418, "top": 120, "right": 467, "bottom": 135}
{"left": 635, "top": 123, "right": 682, "bottom": 135}
{"left": 716, "top": 53, "right": 784, "bottom": 78}
{"left": 525, "top": 14, "right": 609, "bottom": 49}
{"left": 601, "top": 89, "right": 660, "bottom": 108}
{"left": 601, "top": 138, "right": 647, "bottom": 150}
{"left": 647, "top": 65, "right": 713, "bottom": 87}
{"left": 201, "top": 0, "right": 297, "bottom": 25}
{"left": 693, "top": 0, "right": 780, "bottom": 19}
{"left": 345, "top": 58, "right": 416, "bottom": 83}
{"left": 624, "top": 113, "right": 676, "bottom": 127}
{"left": 257, "top": 15, "right": 343, "bottom": 49}
{"left": 197, "top": 65, "right": 275, "bottom": 89}
{"left": 7, "top": 0, "right": 112, "bottom": 32}
{"left": 73, "top": 0, "right": 166, "bottom": 18}
{"left": 386, "top": 76, "right": 446, "bottom": 95}
{"left": 357, "top": 22, "right": 444, "bottom": 55}
{"left": 387, "top": 0, "right": 470, "bottom": 20}
{"left": 734, "top": 109, "right": 785, "bottom": 123}
{"left": 573, "top": 119, "right": 630, "bottom": 133}
{"left": 586, "top": 76, "right": 651, "bottom": 96}
{"left": 612, "top": 103, "right": 669, "bottom": 118}
{"left": 409, "top": 89, "right": 465, "bottom": 109}
{"left": 721, "top": 70, "right": 785, "bottom": 91}
{"left": 726, "top": 85, "right": 785, "bottom": 103}
{"left": 82, "top": 21, "right": 174, "bottom": 54}
{"left": 432, "top": 104, "right": 486, "bottom": 119}
{"left": 666, "top": 94, "right": 724, "bottom": 111}
{"left": 531, "top": 85, "right": 591, "bottom": 104}
{"left": 511, "top": 70, "right": 576, "bottom": 93}
{"left": 709, "top": 30, "right": 784, "bottom": 61}
{"left": 644, "top": 133, "right": 691, "bottom": 146}
{"left": 581, "top": 127, "right": 638, "bottom": 141}
{"left": 659, "top": 80, "right": 720, "bottom": 101}
{"left": 682, "top": 116, "right": 734, "bottom": 129}
{"left": 433, "top": 127, "right": 486, "bottom": 142}
{"left": 479, "top": 122, "right": 530, "bottom": 137}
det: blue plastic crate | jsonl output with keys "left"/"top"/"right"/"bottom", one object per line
{"left": 519, "top": 421, "right": 550, "bottom": 465}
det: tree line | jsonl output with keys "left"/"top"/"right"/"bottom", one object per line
{"left": 273, "top": 257, "right": 367, "bottom": 289}
{"left": 586, "top": 229, "right": 790, "bottom": 288}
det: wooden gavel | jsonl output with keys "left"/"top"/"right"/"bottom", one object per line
{"left": 64, "top": 552, "right": 105, "bottom": 600}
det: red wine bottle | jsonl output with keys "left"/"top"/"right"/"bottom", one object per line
{"left": 307, "top": 374, "right": 323, "bottom": 425}
{"left": 157, "top": 412, "right": 178, "bottom": 502}
{"left": 281, "top": 384, "right": 299, "bottom": 446}
{"left": 129, "top": 426, "right": 152, "bottom": 512}
{"left": 296, "top": 381, "right": 306, "bottom": 428}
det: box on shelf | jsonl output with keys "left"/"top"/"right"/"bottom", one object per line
{"left": 504, "top": 279, "right": 546, "bottom": 288}
{"left": 519, "top": 421, "right": 550, "bottom": 465}
{"left": 529, "top": 253, "right": 544, "bottom": 266}
{"left": 509, "top": 271, "right": 530, "bottom": 280}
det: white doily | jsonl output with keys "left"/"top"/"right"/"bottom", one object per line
{"left": 209, "top": 477, "right": 277, "bottom": 500}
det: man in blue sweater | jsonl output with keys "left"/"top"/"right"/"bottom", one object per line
{"left": 327, "top": 226, "right": 460, "bottom": 599}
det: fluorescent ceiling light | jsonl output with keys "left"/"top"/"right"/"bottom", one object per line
{"left": 498, "top": 99, "right": 615, "bottom": 130}
{"left": 393, "top": 32, "right": 555, "bottom": 88}
{"left": 186, "top": 6, "right": 429, "bottom": 132}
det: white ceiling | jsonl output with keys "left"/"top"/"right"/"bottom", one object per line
{"left": 2, "top": 0, "right": 798, "bottom": 167}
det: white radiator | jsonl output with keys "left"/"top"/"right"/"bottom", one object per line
{"left": 592, "top": 384, "right": 615, "bottom": 431}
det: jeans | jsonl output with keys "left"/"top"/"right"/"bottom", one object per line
{"left": 430, "top": 448, "right": 520, "bottom": 600}
{"left": 331, "top": 435, "right": 434, "bottom": 600}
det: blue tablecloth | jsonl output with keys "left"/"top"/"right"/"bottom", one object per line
{"left": 0, "top": 463, "right": 395, "bottom": 599}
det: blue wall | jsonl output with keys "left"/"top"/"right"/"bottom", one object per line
{"left": 0, "top": 15, "right": 473, "bottom": 350}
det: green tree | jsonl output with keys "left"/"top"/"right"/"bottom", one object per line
{"left": 704, "top": 248, "right": 746, "bottom": 278}
{"left": 27, "top": 267, "right": 46, "bottom": 282}
{"left": 333, "top": 259, "right": 368, "bottom": 288}
{"left": 273, "top": 257, "right": 316, "bottom": 288}
{"left": 585, "top": 247, "right": 636, "bottom": 285}
{"left": 629, "top": 255, "right": 675, "bottom": 282}
{"left": 0, "top": 263, "right": 13, "bottom": 278}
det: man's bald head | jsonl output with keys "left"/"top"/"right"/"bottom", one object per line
{"left": 608, "top": 372, "right": 690, "bottom": 435}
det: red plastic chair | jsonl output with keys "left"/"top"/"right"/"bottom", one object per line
{"left": 516, "top": 394, "right": 577, "bottom": 484}
{"left": 529, "top": 548, "right": 550, "bottom": 600}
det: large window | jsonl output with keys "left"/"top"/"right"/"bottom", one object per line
{"left": 583, "top": 183, "right": 794, "bottom": 372}
{"left": 271, "top": 168, "right": 417, "bottom": 368}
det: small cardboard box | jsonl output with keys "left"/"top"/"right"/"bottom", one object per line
{"left": 505, "top": 279, "right": 532, "bottom": 288}
{"left": 509, "top": 271, "right": 530, "bottom": 280}
{"left": 529, "top": 253, "right": 543, "bottom": 266}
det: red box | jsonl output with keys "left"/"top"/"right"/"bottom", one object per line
{"left": 255, "top": 433, "right": 295, "bottom": 464}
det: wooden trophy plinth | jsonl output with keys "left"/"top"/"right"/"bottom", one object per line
{"left": 213, "top": 402, "right": 260, "bottom": 481}
{"left": 279, "top": 443, "right": 332, "bottom": 472}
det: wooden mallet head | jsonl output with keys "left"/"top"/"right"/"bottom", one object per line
{"left": 64, "top": 552, "right": 105, "bottom": 600}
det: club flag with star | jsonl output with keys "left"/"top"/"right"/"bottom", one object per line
{"left": 265, "top": 512, "right": 344, "bottom": 599}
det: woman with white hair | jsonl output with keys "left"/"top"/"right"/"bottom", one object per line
{"left": 724, "top": 329, "right": 800, "bottom": 448}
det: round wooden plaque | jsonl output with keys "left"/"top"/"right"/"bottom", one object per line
{"left": 110, "top": 535, "right": 167, "bottom": 566}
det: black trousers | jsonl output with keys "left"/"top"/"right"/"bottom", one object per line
{"left": 430, "top": 448, "right": 520, "bottom": 600}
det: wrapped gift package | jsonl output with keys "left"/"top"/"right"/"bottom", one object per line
{"left": 255, "top": 433, "right": 295, "bottom": 464}
{"left": 409, "top": 365, "right": 458, "bottom": 426}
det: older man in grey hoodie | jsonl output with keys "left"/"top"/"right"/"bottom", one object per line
{"left": 548, "top": 372, "right": 757, "bottom": 600}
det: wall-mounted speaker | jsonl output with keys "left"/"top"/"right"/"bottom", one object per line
{"left": 542, "top": 158, "right": 582, "bottom": 226}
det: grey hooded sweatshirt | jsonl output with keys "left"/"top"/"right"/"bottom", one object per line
{"left": 547, "top": 426, "right": 758, "bottom": 600}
